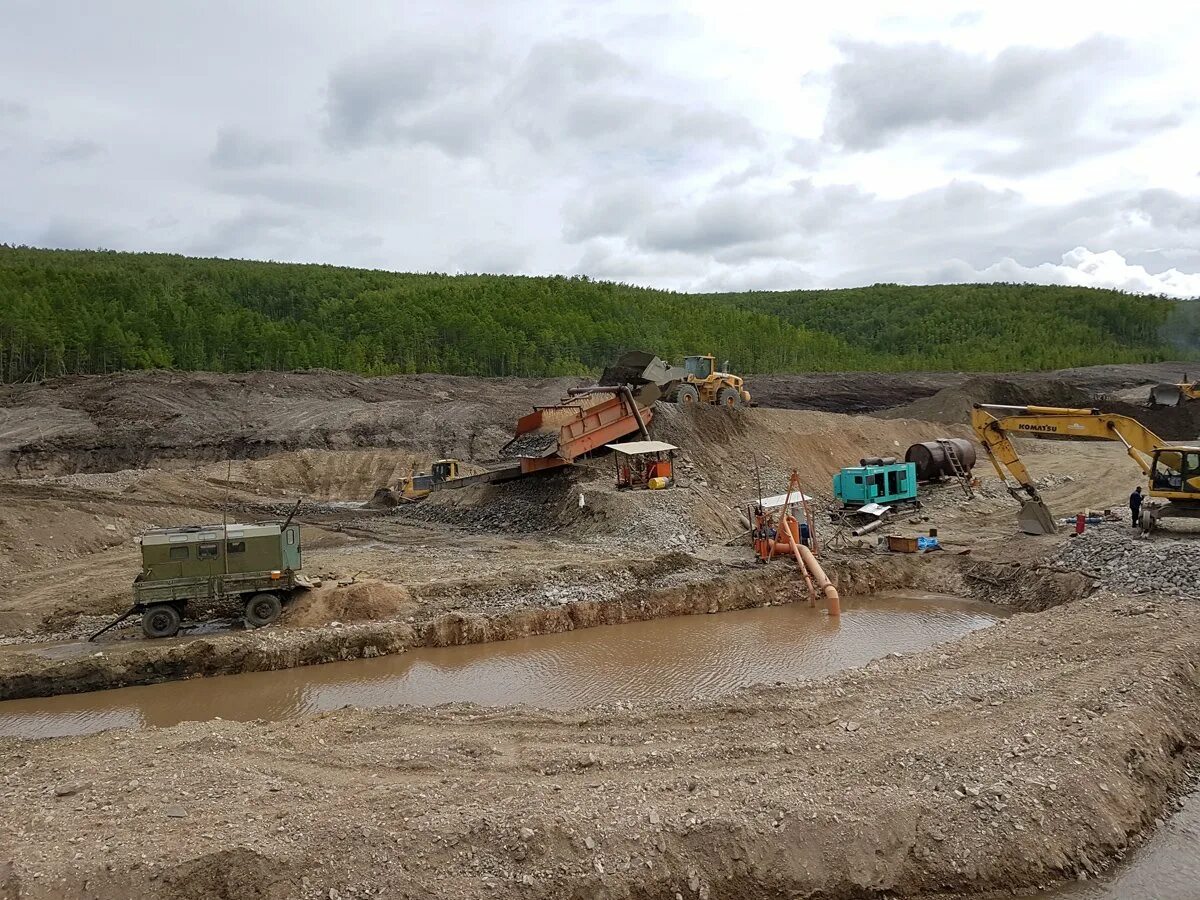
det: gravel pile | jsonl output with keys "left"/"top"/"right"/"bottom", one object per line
{"left": 1053, "top": 523, "right": 1200, "bottom": 597}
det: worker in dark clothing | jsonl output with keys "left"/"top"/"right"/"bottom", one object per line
{"left": 1129, "top": 485, "right": 1143, "bottom": 528}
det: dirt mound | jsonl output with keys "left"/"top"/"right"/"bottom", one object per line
{"left": 879, "top": 375, "right": 1200, "bottom": 439}
{"left": 285, "top": 580, "right": 416, "bottom": 628}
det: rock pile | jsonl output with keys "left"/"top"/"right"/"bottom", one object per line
{"left": 1053, "top": 523, "right": 1200, "bottom": 597}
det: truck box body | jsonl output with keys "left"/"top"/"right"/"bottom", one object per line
{"left": 135, "top": 523, "right": 301, "bottom": 604}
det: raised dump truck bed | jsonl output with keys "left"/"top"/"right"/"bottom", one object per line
{"left": 500, "top": 386, "right": 651, "bottom": 468}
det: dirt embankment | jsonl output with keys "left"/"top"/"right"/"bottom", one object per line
{"left": 0, "top": 370, "right": 582, "bottom": 477}
{"left": 2, "top": 591, "right": 1196, "bottom": 900}
{"left": 3, "top": 362, "right": 1193, "bottom": 477}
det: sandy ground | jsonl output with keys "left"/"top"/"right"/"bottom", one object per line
{"left": 1, "top": 364, "right": 1198, "bottom": 898}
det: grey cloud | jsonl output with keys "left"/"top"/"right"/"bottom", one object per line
{"left": 564, "top": 178, "right": 866, "bottom": 275}
{"left": 0, "top": 99, "right": 30, "bottom": 121}
{"left": 323, "top": 39, "right": 501, "bottom": 151}
{"left": 454, "top": 239, "right": 531, "bottom": 275}
{"left": 210, "top": 172, "right": 366, "bottom": 210}
{"left": 825, "top": 35, "right": 1129, "bottom": 150}
{"left": 188, "top": 209, "right": 299, "bottom": 258}
{"left": 42, "top": 138, "right": 104, "bottom": 163}
{"left": 40, "top": 216, "right": 121, "bottom": 250}
{"left": 1111, "top": 111, "right": 1184, "bottom": 135}
{"left": 323, "top": 35, "right": 761, "bottom": 165}
{"left": 561, "top": 181, "right": 656, "bottom": 243}
{"left": 823, "top": 35, "right": 1148, "bottom": 174}
{"left": 210, "top": 127, "right": 293, "bottom": 169}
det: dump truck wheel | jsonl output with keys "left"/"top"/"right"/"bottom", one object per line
{"left": 142, "top": 604, "right": 181, "bottom": 639}
{"left": 676, "top": 384, "right": 699, "bottom": 405}
{"left": 245, "top": 593, "right": 282, "bottom": 628}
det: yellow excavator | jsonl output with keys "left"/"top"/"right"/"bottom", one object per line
{"left": 971, "top": 403, "right": 1200, "bottom": 535}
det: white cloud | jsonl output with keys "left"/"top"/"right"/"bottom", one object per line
{"left": 950, "top": 248, "right": 1200, "bottom": 299}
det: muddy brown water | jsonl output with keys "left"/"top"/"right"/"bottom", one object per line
{"left": 0, "top": 591, "right": 996, "bottom": 739}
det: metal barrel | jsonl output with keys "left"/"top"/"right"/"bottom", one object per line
{"left": 859, "top": 456, "right": 898, "bottom": 466}
{"left": 905, "top": 439, "right": 977, "bottom": 481}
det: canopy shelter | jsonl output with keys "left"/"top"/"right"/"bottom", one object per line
{"left": 605, "top": 441, "right": 678, "bottom": 489}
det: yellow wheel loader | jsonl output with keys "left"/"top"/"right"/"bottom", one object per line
{"left": 971, "top": 403, "right": 1200, "bottom": 535}
{"left": 600, "top": 351, "right": 751, "bottom": 407}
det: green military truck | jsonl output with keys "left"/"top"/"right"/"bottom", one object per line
{"left": 127, "top": 519, "right": 307, "bottom": 638}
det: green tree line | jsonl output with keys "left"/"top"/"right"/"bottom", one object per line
{"left": 0, "top": 245, "right": 1189, "bottom": 383}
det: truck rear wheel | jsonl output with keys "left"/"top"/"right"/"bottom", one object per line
{"left": 675, "top": 384, "right": 699, "bottom": 405}
{"left": 244, "top": 593, "right": 282, "bottom": 628}
{"left": 716, "top": 386, "right": 741, "bottom": 408}
{"left": 142, "top": 604, "right": 181, "bottom": 639}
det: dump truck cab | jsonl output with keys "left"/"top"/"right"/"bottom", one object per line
{"left": 130, "top": 521, "right": 305, "bottom": 638}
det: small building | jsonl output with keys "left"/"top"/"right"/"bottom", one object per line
{"left": 833, "top": 461, "right": 918, "bottom": 506}
{"left": 606, "top": 440, "right": 678, "bottom": 489}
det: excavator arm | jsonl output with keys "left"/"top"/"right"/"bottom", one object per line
{"left": 969, "top": 404, "right": 1174, "bottom": 535}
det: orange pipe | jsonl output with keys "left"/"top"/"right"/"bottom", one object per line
{"left": 787, "top": 539, "right": 818, "bottom": 605}
{"left": 797, "top": 544, "right": 841, "bottom": 616}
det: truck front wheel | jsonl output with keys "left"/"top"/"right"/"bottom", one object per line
{"left": 244, "top": 593, "right": 282, "bottom": 628}
{"left": 142, "top": 604, "right": 182, "bottom": 639}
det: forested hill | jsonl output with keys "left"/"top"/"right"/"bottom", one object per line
{"left": 0, "top": 246, "right": 1192, "bottom": 383}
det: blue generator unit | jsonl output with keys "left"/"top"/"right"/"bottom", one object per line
{"left": 833, "top": 458, "right": 918, "bottom": 507}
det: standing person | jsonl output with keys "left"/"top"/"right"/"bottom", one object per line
{"left": 1129, "top": 485, "right": 1144, "bottom": 528}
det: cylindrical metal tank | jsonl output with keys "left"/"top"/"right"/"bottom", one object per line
{"left": 905, "top": 439, "right": 977, "bottom": 481}
{"left": 859, "top": 456, "right": 898, "bottom": 466}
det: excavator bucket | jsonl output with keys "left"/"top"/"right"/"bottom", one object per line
{"left": 1150, "top": 383, "right": 1184, "bottom": 407}
{"left": 1017, "top": 499, "right": 1058, "bottom": 535}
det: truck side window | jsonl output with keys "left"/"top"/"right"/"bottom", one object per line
{"left": 227, "top": 540, "right": 246, "bottom": 554}
{"left": 169, "top": 546, "right": 189, "bottom": 560}
{"left": 198, "top": 542, "right": 219, "bottom": 560}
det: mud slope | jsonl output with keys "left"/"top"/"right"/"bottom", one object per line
{"left": 0, "top": 370, "right": 582, "bottom": 476}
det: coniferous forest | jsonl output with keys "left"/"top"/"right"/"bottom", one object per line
{"left": 0, "top": 245, "right": 1192, "bottom": 383}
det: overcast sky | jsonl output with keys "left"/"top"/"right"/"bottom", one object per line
{"left": 3, "top": 0, "right": 1199, "bottom": 296}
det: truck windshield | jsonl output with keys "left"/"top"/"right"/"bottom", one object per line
{"left": 685, "top": 357, "right": 712, "bottom": 378}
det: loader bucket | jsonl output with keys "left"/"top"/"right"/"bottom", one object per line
{"left": 1150, "top": 383, "right": 1184, "bottom": 407}
{"left": 600, "top": 351, "right": 686, "bottom": 389}
{"left": 1017, "top": 499, "right": 1058, "bottom": 535}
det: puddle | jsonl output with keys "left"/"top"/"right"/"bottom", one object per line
{"left": 0, "top": 591, "right": 998, "bottom": 739}
{"left": 1027, "top": 793, "right": 1200, "bottom": 900}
